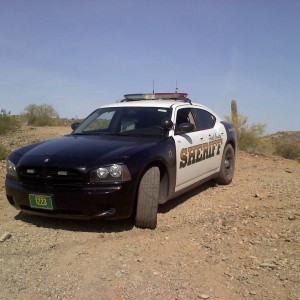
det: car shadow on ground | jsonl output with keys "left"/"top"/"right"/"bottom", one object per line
{"left": 14, "top": 180, "right": 216, "bottom": 233}
{"left": 14, "top": 213, "right": 135, "bottom": 233}
{"left": 158, "top": 180, "right": 215, "bottom": 213}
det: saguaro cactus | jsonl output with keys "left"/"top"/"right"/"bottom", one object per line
{"left": 231, "top": 99, "right": 238, "bottom": 130}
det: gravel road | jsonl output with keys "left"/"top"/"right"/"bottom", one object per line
{"left": 0, "top": 126, "right": 299, "bottom": 300}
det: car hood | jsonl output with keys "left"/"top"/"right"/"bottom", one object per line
{"left": 16, "top": 134, "right": 158, "bottom": 169}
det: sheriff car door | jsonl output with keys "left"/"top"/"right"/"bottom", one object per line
{"left": 173, "top": 107, "right": 210, "bottom": 192}
{"left": 193, "top": 107, "right": 226, "bottom": 175}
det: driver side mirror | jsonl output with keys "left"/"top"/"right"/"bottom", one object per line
{"left": 161, "top": 119, "right": 174, "bottom": 131}
{"left": 71, "top": 122, "right": 80, "bottom": 130}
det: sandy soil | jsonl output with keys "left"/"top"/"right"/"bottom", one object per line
{"left": 0, "top": 125, "right": 299, "bottom": 300}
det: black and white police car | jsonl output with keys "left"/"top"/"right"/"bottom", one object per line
{"left": 5, "top": 92, "right": 237, "bottom": 229}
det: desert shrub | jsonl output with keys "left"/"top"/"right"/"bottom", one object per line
{"left": 274, "top": 143, "right": 300, "bottom": 162}
{"left": 225, "top": 113, "right": 267, "bottom": 153}
{"left": 0, "top": 109, "right": 19, "bottom": 135}
{"left": 0, "top": 144, "right": 8, "bottom": 160}
{"left": 23, "top": 104, "right": 59, "bottom": 126}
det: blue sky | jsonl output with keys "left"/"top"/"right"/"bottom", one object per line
{"left": 0, "top": 0, "right": 299, "bottom": 133}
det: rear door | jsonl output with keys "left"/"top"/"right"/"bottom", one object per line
{"left": 193, "top": 107, "right": 226, "bottom": 175}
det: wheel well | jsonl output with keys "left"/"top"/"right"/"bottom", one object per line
{"left": 226, "top": 139, "right": 237, "bottom": 153}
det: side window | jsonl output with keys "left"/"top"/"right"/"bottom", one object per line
{"left": 194, "top": 108, "right": 216, "bottom": 130}
{"left": 175, "top": 108, "right": 196, "bottom": 133}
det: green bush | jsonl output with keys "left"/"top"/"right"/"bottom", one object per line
{"left": 0, "top": 109, "right": 19, "bottom": 135}
{"left": 23, "top": 104, "right": 59, "bottom": 126}
{"left": 225, "top": 113, "right": 267, "bottom": 153}
{"left": 274, "top": 143, "right": 300, "bottom": 162}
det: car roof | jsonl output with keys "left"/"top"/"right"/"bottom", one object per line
{"left": 102, "top": 99, "right": 186, "bottom": 109}
{"left": 101, "top": 98, "right": 210, "bottom": 110}
{"left": 101, "top": 99, "right": 211, "bottom": 111}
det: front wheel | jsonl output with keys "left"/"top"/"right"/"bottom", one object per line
{"left": 216, "top": 144, "right": 235, "bottom": 185}
{"left": 135, "top": 167, "right": 160, "bottom": 229}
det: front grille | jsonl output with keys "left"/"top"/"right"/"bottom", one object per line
{"left": 48, "top": 169, "right": 83, "bottom": 186}
{"left": 18, "top": 167, "right": 44, "bottom": 185}
{"left": 18, "top": 167, "right": 84, "bottom": 187}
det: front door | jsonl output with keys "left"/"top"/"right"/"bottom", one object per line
{"left": 173, "top": 107, "right": 211, "bottom": 192}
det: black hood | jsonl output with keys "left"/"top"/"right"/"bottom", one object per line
{"left": 16, "top": 134, "right": 158, "bottom": 169}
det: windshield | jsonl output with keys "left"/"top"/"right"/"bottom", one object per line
{"left": 73, "top": 107, "right": 172, "bottom": 137}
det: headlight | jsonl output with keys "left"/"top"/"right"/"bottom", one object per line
{"left": 109, "top": 164, "right": 122, "bottom": 178}
{"left": 90, "top": 164, "right": 131, "bottom": 183}
{"left": 6, "top": 160, "right": 17, "bottom": 177}
{"left": 96, "top": 168, "right": 109, "bottom": 178}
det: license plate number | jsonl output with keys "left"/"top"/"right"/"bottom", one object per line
{"left": 29, "top": 194, "right": 54, "bottom": 210}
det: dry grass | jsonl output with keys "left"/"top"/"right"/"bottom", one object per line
{"left": 263, "top": 131, "right": 300, "bottom": 161}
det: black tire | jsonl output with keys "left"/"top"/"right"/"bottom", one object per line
{"left": 135, "top": 167, "right": 160, "bottom": 229}
{"left": 216, "top": 144, "right": 235, "bottom": 185}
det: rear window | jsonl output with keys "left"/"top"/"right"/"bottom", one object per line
{"left": 194, "top": 108, "right": 216, "bottom": 130}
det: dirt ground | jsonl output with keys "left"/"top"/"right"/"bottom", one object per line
{"left": 0, "top": 126, "right": 299, "bottom": 300}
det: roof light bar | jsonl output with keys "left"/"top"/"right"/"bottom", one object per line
{"left": 124, "top": 93, "right": 188, "bottom": 101}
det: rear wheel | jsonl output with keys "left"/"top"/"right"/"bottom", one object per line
{"left": 135, "top": 167, "right": 160, "bottom": 229}
{"left": 216, "top": 144, "right": 235, "bottom": 185}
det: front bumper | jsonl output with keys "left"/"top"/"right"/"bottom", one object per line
{"left": 5, "top": 178, "right": 136, "bottom": 220}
